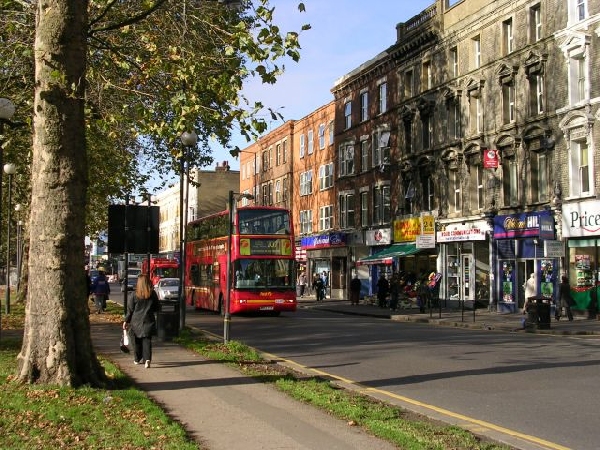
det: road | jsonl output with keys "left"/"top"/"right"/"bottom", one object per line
{"left": 181, "top": 305, "right": 600, "bottom": 450}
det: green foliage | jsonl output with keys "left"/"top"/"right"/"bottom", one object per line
{"left": 0, "top": 0, "right": 309, "bottom": 237}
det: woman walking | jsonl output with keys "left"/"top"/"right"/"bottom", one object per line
{"left": 123, "top": 274, "right": 160, "bottom": 368}
{"left": 556, "top": 275, "right": 574, "bottom": 321}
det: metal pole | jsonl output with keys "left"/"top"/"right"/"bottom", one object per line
{"left": 224, "top": 190, "right": 233, "bottom": 343}
{"left": 16, "top": 220, "right": 21, "bottom": 293}
{"left": 5, "top": 173, "right": 11, "bottom": 314}
{"left": 178, "top": 154, "right": 185, "bottom": 332}
{"left": 181, "top": 156, "right": 190, "bottom": 328}
{"left": 146, "top": 194, "right": 151, "bottom": 280}
{"left": 0, "top": 124, "right": 3, "bottom": 335}
{"left": 123, "top": 196, "right": 129, "bottom": 315}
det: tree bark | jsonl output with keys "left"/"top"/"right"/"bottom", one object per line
{"left": 17, "top": 0, "right": 105, "bottom": 386}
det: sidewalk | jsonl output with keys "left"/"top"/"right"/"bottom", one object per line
{"left": 90, "top": 298, "right": 599, "bottom": 450}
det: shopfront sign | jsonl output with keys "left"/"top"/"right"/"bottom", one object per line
{"left": 562, "top": 199, "right": 600, "bottom": 238}
{"left": 483, "top": 149, "right": 499, "bottom": 168}
{"left": 364, "top": 228, "right": 391, "bottom": 246}
{"left": 301, "top": 232, "right": 347, "bottom": 249}
{"left": 416, "top": 234, "right": 436, "bottom": 248}
{"left": 544, "top": 240, "right": 564, "bottom": 257}
{"left": 493, "top": 210, "right": 551, "bottom": 239}
{"left": 436, "top": 221, "right": 487, "bottom": 243}
{"left": 393, "top": 217, "right": 421, "bottom": 242}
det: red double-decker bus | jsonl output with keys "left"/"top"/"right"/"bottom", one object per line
{"left": 185, "top": 206, "right": 297, "bottom": 315}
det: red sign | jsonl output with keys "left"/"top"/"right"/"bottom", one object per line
{"left": 483, "top": 149, "right": 499, "bottom": 168}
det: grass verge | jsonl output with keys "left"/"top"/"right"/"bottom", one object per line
{"left": 175, "top": 328, "right": 514, "bottom": 450}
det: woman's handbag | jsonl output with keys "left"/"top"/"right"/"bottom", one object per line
{"left": 120, "top": 329, "right": 130, "bottom": 353}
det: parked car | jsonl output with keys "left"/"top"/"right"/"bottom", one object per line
{"left": 121, "top": 275, "right": 137, "bottom": 292}
{"left": 155, "top": 278, "right": 179, "bottom": 300}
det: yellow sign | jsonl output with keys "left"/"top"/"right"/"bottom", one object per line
{"left": 393, "top": 218, "right": 421, "bottom": 242}
{"left": 421, "top": 215, "right": 435, "bottom": 235}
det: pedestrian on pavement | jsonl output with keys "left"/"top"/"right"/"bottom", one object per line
{"left": 123, "top": 274, "right": 160, "bottom": 368}
{"left": 322, "top": 271, "right": 329, "bottom": 299}
{"left": 522, "top": 273, "right": 537, "bottom": 314}
{"left": 349, "top": 274, "right": 361, "bottom": 305}
{"left": 315, "top": 275, "right": 326, "bottom": 302}
{"left": 389, "top": 272, "right": 401, "bottom": 311}
{"left": 376, "top": 273, "right": 389, "bottom": 308}
{"left": 297, "top": 271, "right": 307, "bottom": 297}
{"left": 90, "top": 266, "right": 110, "bottom": 314}
{"left": 311, "top": 273, "right": 320, "bottom": 295}
{"left": 556, "top": 275, "right": 574, "bottom": 321}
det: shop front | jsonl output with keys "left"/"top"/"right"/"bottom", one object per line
{"left": 436, "top": 220, "right": 489, "bottom": 308}
{"left": 301, "top": 232, "right": 349, "bottom": 299}
{"left": 493, "top": 210, "right": 559, "bottom": 313}
{"left": 561, "top": 199, "right": 600, "bottom": 317}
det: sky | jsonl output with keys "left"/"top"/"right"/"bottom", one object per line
{"left": 210, "top": 0, "right": 434, "bottom": 171}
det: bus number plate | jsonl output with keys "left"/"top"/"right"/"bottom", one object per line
{"left": 259, "top": 306, "right": 274, "bottom": 311}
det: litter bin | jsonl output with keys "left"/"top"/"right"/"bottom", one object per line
{"left": 157, "top": 300, "right": 180, "bottom": 341}
{"left": 525, "top": 296, "right": 551, "bottom": 330}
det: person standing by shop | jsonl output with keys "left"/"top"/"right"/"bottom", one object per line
{"left": 297, "top": 271, "right": 307, "bottom": 297}
{"left": 556, "top": 275, "right": 574, "bottom": 321}
{"left": 522, "top": 273, "right": 537, "bottom": 314}
{"left": 349, "top": 274, "right": 361, "bottom": 305}
{"left": 376, "top": 273, "right": 389, "bottom": 308}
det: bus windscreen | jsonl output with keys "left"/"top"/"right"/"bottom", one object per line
{"left": 233, "top": 258, "right": 294, "bottom": 289}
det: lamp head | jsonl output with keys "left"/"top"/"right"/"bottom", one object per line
{"left": 4, "top": 163, "right": 16, "bottom": 175}
{"left": 180, "top": 131, "right": 198, "bottom": 147}
{"left": 0, "top": 98, "right": 15, "bottom": 121}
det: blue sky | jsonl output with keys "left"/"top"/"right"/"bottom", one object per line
{"left": 210, "top": 0, "right": 434, "bottom": 170}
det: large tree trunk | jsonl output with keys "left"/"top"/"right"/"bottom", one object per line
{"left": 17, "top": 0, "right": 105, "bottom": 386}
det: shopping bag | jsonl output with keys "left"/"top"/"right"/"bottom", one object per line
{"left": 120, "top": 329, "right": 130, "bottom": 353}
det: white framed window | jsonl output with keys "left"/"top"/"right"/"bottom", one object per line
{"left": 319, "top": 205, "right": 333, "bottom": 231}
{"left": 339, "top": 143, "right": 354, "bottom": 177}
{"left": 282, "top": 139, "right": 288, "bottom": 163}
{"left": 275, "top": 179, "right": 281, "bottom": 203}
{"left": 530, "top": 4, "right": 541, "bottom": 43}
{"left": 319, "top": 163, "right": 334, "bottom": 190}
{"left": 452, "top": 170, "right": 461, "bottom": 212}
{"left": 299, "top": 134, "right": 305, "bottom": 158}
{"left": 339, "top": 193, "right": 355, "bottom": 229}
{"left": 372, "top": 129, "right": 390, "bottom": 167}
{"left": 470, "top": 164, "right": 484, "bottom": 211}
{"left": 360, "top": 191, "right": 368, "bottom": 227}
{"left": 531, "top": 152, "right": 549, "bottom": 203}
{"left": 360, "top": 139, "right": 369, "bottom": 172}
{"left": 472, "top": 35, "right": 481, "bottom": 69}
{"left": 262, "top": 151, "right": 268, "bottom": 171}
{"left": 450, "top": 47, "right": 458, "bottom": 77}
{"left": 275, "top": 143, "right": 281, "bottom": 166}
{"left": 307, "top": 129, "right": 314, "bottom": 154}
{"left": 299, "top": 210, "right": 312, "bottom": 235}
{"left": 404, "top": 70, "right": 413, "bottom": 98}
{"left": 422, "top": 175, "right": 434, "bottom": 212}
{"left": 503, "top": 18, "right": 513, "bottom": 55}
{"left": 502, "top": 82, "right": 516, "bottom": 124}
{"left": 328, "top": 121, "right": 334, "bottom": 146}
{"left": 421, "top": 62, "right": 432, "bottom": 91}
{"left": 569, "top": 0, "right": 587, "bottom": 23}
{"left": 318, "top": 124, "right": 326, "bottom": 149}
{"left": 360, "top": 91, "right": 369, "bottom": 122}
{"left": 569, "top": 137, "right": 592, "bottom": 197}
{"left": 378, "top": 82, "right": 387, "bottom": 114}
{"left": 529, "top": 74, "right": 544, "bottom": 115}
{"left": 373, "top": 185, "right": 391, "bottom": 225}
{"left": 502, "top": 157, "right": 518, "bottom": 206}
{"left": 283, "top": 177, "right": 289, "bottom": 201}
{"left": 299, "top": 170, "right": 313, "bottom": 196}
{"left": 344, "top": 101, "right": 352, "bottom": 129}
{"left": 447, "top": 97, "right": 461, "bottom": 139}
{"left": 469, "top": 96, "right": 482, "bottom": 134}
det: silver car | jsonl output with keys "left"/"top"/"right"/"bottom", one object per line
{"left": 155, "top": 278, "right": 179, "bottom": 300}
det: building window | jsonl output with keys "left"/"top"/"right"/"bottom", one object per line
{"left": 360, "top": 191, "right": 368, "bottom": 227}
{"left": 339, "top": 143, "right": 354, "bottom": 177}
{"left": 502, "top": 156, "right": 518, "bottom": 206}
{"left": 283, "top": 177, "right": 289, "bottom": 201}
{"left": 530, "top": 4, "right": 541, "bottom": 43}
{"left": 422, "top": 114, "right": 432, "bottom": 149}
{"left": 319, "top": 205, "right": 333, "bottom": 231}
{"left": 344, "top": 101, "right": 352, "bottom": 129}
{"left": 404, "top": 70, "right": 413, "bottom": 98}
{"left": 282, "top": 139, "right": 288, "bottom": 163}
{"left": 447, "top": 97, "right": 462, "bottom": 140}
{"left": 373, "top": 185, "right": 391, "bottom": 225}
{"left": 372, "top": 130, "right": 390, "bottom": 168}
{"left": 570, "top": 138, "right": 592, "bottom": 196}
{"left": 275, "top": 143, "right": 281, "bottom": 166}
{"left": 299, "top": 170, "right": 313, "bottom": 196}
{"left": 503, "top": 18, "right": 514, "bottom": 55}
{"left": 268, "top": 181, "right": 273, "bottom": 205}
{"left": 470, "top": 164, "right": 484, "bottom": 211}
{"left": 319, "top": 163, "right": 334, "bottom": 190}
{"left": 299, "top": 134, "right": 305, "bottom": 158}
{"left": 262, "top": 184, "right": 268, "bottom": 205}
{"left": 275, "top": 180, "right": 281, "bottom": 203}
{"left": 472, "top": 35, "right": 481, "bottom": 69}
{"left": 360, "top": 140, "right": 369, "bottom": 172}
{"left": 339, "top": 193, "right": 355, "bottom": 229}
{"left": 422, "top": 61, "right": 432, "bottom": 91}
{"left": 502, "top": 81, "right": 516, "bottom": 124}
{"left": 360, "top": 91, "right": 369, "bottom": 122}
{"left": 404, "top": 119, "right": 412, "bottom": 154}
{"left": 318, "top": 124, "right": 326, "bottom": 149}
{"left": 299, "top": 210, "right": 312, "bottom": 234}
{"left": 571, "top": 0, "right": 587, "bottom": 22}
{"left": 452, "top": 170, "right": 461, "bottom": 213}
{"left": 378, "top": 82, "right": 387, "bottom": 114}
{"left": 531, "top": 152, "right": 549, "bottom": 203}
{"left": 262, "top": 151, "right": 268, "bottom": 171}
{"left": 307, "top": 129, "right": 314, "bottom": 154}
{"left": 529, "top": 74, "right": 544, "bottom": 116}
{"left": 328, "top": 121, "right": 334, "bottom": 145}
{"left": 422, "top": 175, "right": 435, "bottom": 212}
{"left": 403, "top": 180, "right": 415, "bottom": 215}
{"left": 450, "top": 47, "right": 459, "bottom": 77}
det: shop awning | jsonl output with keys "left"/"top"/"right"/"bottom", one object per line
{"left": 356, "top": 243, "right": 420, "bottom": 265}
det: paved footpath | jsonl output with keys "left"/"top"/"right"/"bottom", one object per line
{"left": 92, "top": 321, "right": 398, "bottom": 450}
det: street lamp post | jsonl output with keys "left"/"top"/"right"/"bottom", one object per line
{"left": 224, "top": 190, "right": 254, "bottom": 344}
{"left": 4, "top": 163, "right": 16, "bottom": 314}
{"left": 179, "top": 130, "right": 198, "bottom": 332}
{"left": 14, "top": 204, "right": 22, "bottom": 293}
